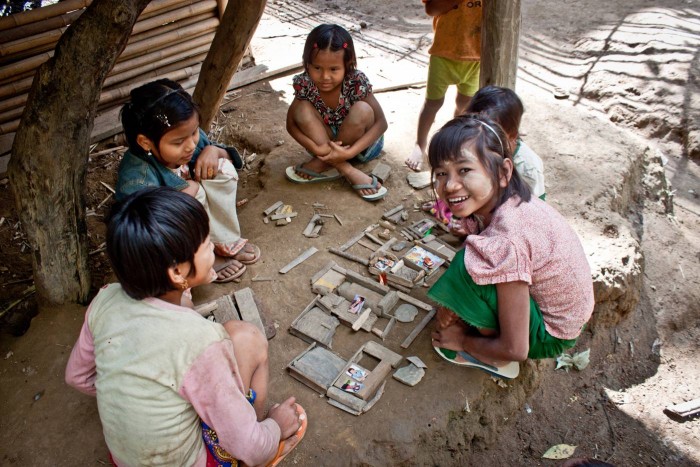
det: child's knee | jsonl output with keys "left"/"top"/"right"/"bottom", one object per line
{"left": 225, "top": 321, "right": 269, "bottom": 359}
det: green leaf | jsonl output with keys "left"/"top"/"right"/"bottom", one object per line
{"left": 542, "top": 444, "right": 577, "bottom": 459}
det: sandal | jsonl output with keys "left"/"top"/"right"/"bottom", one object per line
{"left": 351, "top": 174, "right": 388, "bottom": 201}
{"left": 235, "top": 243, "right": 261, "bottom": 265}
{"left": 214, "top": 240, "right": 261, "bottom": 265}
{"left": 285, "top": 164, "right": 341, "bottom": 184}
{"left": 265, "top": 404, "right": 308, "bottom": 467}
{"left": 433, "top": 346, "right": 520, "bottom": 380}
{"left": 213, "top": 257, "right": 246, "bottom": 283}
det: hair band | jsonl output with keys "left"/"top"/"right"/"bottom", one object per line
{"left": 478, "top": 120, "right": 505, "bottom": 156}
{"left": 313, "top": 42, "right": 318, "bottom": 49}
{"left": 342, "top": 42, "right": 348, "bottom": 49}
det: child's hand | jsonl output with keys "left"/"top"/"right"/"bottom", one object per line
{"left": 318, "top": 141, "right": 352, "bottom": 164}
{"left": 193, "top": 146, "right": 221, "bottom": 181}
{"left": 436, "top": 307, "right": 459, "bottom": 330}
{"left": 268, "top": 396, "right": 301, "bottom": 439}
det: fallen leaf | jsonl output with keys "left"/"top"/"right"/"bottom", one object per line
{"left": 542, "top": 444, "right": 577, "bottom": 459}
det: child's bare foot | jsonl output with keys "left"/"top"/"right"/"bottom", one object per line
{"left": 404, "top": 144, "right": 426, "bottom": 171}
{"left": 294, "top": 158, "right": 334, "bottom": 180}
{"left": 436, "top": 307, "right": 460, "bottom": 330}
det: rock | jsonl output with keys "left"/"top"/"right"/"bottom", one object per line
{"left": 394, "top": 303, "right": 418, "bottom": 323}
{"left": 393, "top": 363, "right": 425, "bottom": 386}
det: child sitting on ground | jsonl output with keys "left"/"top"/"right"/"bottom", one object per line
{"left": 285, "top": 23, "right": 389, "bottom": 201}
{"left": 423, "top": 85, "right": 547, "bottom": 228}
{"left": 65, "top": 187, "right": 306, "bottom": 466}
{"left": 427, "top": 115, "right": 594, "bottom": 379}
{"left": 467, "top": 85, "right": 545, "bottom": 199}
{"left": 116, "top": 79, "right": 259, "bottom": 283}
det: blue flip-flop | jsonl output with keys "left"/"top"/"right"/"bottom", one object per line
{"left": 433, "top": 346, "right": 520, "bottom": 380}
{"left": 285, "top": 164, "right": 342, "bottom": 184}
{"left": 352, "top": 174, "right": 388, "bottom": 201}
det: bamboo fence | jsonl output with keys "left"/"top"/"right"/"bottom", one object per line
{"left": 0, "top": 0, "right": 240, "bottom": 155}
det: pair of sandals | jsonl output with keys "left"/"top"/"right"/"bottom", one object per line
{"left": 213, "top": 242, "right": 261, "bottom": 283}
{"left": 285, "top": 163, "right": 387, "bottom": 202}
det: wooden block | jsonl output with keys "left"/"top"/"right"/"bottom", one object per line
{"left": 665, "top": 398, "right": 700, "bottom": 419}
{"left": 365, "top": 232, "right": 384, "bottom": 245}
{"left": 401, "top": 308, "right": 437, "bottom": 349}
{"left": 363, "top": 340, "right": 403, "bottom": 368}
{"left": 290, "top": 304, "right": 340, "bottom": 348}
{"left": 339, "top": 230, "right": 367, "bottom": 251}
{"left": 276, "top": 218, "right": 290, "bottom": 226}
{"left": 279, "top": 247, "right": 318, "bottom": 274}
{"left": 233, "top": 288, "right": 265, "bottom": 335}
{"left": 303, "top": 214, "right": 321, "bottom": 237}
{"left": 377, "top": 291, "right": 399, "bottom": 316}
{"left": 396, "top": 291, "right": 433, "bottom": 311}
{"left": 212, "top": 295, "right": 239, "bottom": 324}
{"left": 383, "top": 204, "right": 404, "bottom": 219}
{"left": 263, "top": 201, "right": 283, "bottom": 216}
{"left": 287, "top": 343, "right": 347, "bottom": 394}
{"left": 357, "top": 240, "right": 378, "bottom": 251}
{"left": 357, "top": 361, "right": 392, "bottom": 401}
{"left": 337, "top": 282, "right": 384, "bottom": 312}
{"left": 351, "top": 307, "right": 373, "bottom": 331}
{"left": 327, "top": 397, "right": 362, "bottom": 416}
{"left": 371, "top": 162, "right": 392, "bottom": 183}
{"left": 327, "top": 387, "right": 365, "bottom": 412}
{"left": 344, "top": 269, "right": 391, "bottom": 295}
{"left": 270, "top": 211, "right": 297, "bottom": 221}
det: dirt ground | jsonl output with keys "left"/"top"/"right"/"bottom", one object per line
{"left": 1, "top": 0, "right": 699, "bottom": 466}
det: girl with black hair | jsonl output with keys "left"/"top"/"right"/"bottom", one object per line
{"left": 117, "top": 79, "right": 258, "bottom": 283}
{"left": 285, "top": 23, "right": 389, "bottom": 201}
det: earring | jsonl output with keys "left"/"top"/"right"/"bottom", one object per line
{"left": 147, "top": 149, "right": 152, "bottom": 156}
{"left": 179, "top": 280, "right": 189, "bottom": 291}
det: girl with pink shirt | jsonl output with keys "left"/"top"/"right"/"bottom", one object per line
{"left": 428, "top": 115, "right": 594, "bottom": 379}
{"left": 65, "top": 187, "right": 306, "bottom": 466}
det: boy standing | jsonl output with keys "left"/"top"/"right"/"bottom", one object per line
{"left": 405, "top": 0, "right": 482, "bottom": 171}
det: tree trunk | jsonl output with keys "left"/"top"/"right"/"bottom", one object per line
{"left": 8, "top": 0, "right": 151, "bottom": 305}
{"left": 193, "top": 0, "right": 266, "bottom": 130}
{"left": 480, "top": 0, "right": 520, "bottom": 89}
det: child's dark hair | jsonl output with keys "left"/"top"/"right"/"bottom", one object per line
{"left": 302, "top": 24, "right": 356, "bottom": 75}
{"left": 120, "top": 78, "right": 199, "bottom": 156}
{"left": 428, "top": 114, "right": 531, "bottom": 209}
{"left": 466, "top": 85, "right": 524, "bottom": 138}
{"left": 106, "top": 187, "right": 209, "bottom": 300}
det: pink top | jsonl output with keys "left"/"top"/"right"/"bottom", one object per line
{"left": 462, "top": 196, "right": 594, "bottom": 339}
{"left": 65, "top": 285, "right": 280, "bottom": 466}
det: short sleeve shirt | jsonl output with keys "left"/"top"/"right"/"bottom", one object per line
{"left": 292, "top": 70, "right": 373, "bottom": 127}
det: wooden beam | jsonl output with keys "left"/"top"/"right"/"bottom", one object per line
{"left": 479, "top": 0, "right": 521, "bottom": 89}
{"left": 193, "top": 0, "right": 267, "bottom": 130}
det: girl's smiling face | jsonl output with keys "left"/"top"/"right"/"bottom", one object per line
{"left": 433, "top": 143, "right": 509, "bottom": 225}
{"left": 307, "top": 48, "right": 346, "bottom": 93}
{"left": 180, "top": 235, "right": 217, "bottom": 288}
{"left": 138, "top": 113, "right": 200, "bottom": 169}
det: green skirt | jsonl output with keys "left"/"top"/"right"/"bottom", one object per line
{"left": 427, "top": 248, "right": 576, "bottom": 359}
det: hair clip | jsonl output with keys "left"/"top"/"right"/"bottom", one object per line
{"left": 313, "top": 42, "right": 318, "bottom": 49}
{"left": 342, "top": 42, "right": 348, "bottom": 49}
{"left": 155, "top": 113, "right": 170, "bottom": 127}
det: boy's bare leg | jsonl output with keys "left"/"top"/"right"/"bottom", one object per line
{"left": 455, "top": 92, "right": 472, "bottom": 116}
{"left": 223, "top": 320, "right": 269, "bottom": 421}
{"left": 406, "top": 97, "right": 444, "bottom": 171}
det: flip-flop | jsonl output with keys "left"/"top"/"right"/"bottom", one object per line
{"left": 285, "top": 164, "right": 342, "bottom": 184}
{"left": 265, "top": 403, "right": 307, "bottom": 467}
{"left": 351, "top": 174, "right": 388, "bottom": 201}
{"left": 433, "top": 346, "right": 520, "bottom": 380}
{"left": 213, "top": 257, "right": 246, "bottom": 283}
{"left": 235, "top": 242, "right": 261, "bottom": 266}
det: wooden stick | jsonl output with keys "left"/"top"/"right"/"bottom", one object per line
{"left": 126, "top": 12, "right": 214, "bottom": 51}
{"left": 0, "top": 27, "right": 66, "bottom": 58}
{"left": 119, "top": 18, "right": 218, "bottom": 61}
{"left": 140, "top": 0, "right": 198, "bottom": 19}
{"left": 328, "top": 248, "right": 369, "bottom": 266}
{"left": 0, "top": 75, "right": 32, "bottom": 100}
{"left": 0, "top": 9, "right": 82, "bottom": 44}
{"left": 279, "top": 247, "right": 318, "bottom": 274}
{"left": 401, "top": 308, "right": 436, "bottom": 349}
{"left": 0, "top": 0, "right": 90, "bottom": 31}
{"left": 132, "top": 0, "right": 217, "bottom": 35}
{"left": 0, "top": 93, "right": 28, "bottom": 114}
{"left": 397, "top": 291, "right": 433, "bottom": 311}
{"left": 0, "top": 51, "right": 53, "bottom": 81}
{"left": 374, "top": 81, "right": 426, "bottom": 94}
{"left": 104, "top": 47, "right": 209, "bottom": 88}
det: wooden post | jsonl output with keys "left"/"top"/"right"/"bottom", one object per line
{"left": 479, "top": 0, "right": 520, "bottom": 89}
{"left": 193, "top": 0, "right": 267, "bottom": 130}
{"left": 8, "top": 0, "right": 151, "bottom": 305}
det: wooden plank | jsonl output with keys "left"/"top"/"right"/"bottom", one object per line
{"left": 351, "top": 307, "right": 373, "bottom": 331}
{"left": 262, "top": 200, "right": 283, "bottom": 216}
{"left": 212, "top": 295, "right": 239, "bottom": 324}
{"left": 344, "top": 269, "right": 391, "bottom": 295}
{"left": 233, "top": 287, "right": 264, "bottom": 335}
{"left": 328, "top": 247, "right": 369, "bottom": 266}
{"left": 356, "top": 361, "right": 392, "bottom": 401}
{"left": 665, "top": 398, "right": 700, "bottom": 418}
{"left": 396, "top": 291, "right": 433, "bottom": 311}
{"left": 401, "top": 308, "right": 436, "bottom": 349}
{"left": 363, "top": 340, "right": 403, "bottom": 368}
{"left": 229, "top": 61, "right": 303, "bottom": 90}
{"left": 279, "top": 247, "right": 318, "bottom": 274}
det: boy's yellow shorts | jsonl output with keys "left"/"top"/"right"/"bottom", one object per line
{"left": 426, "top": 55, "right": 480, "bottom": 100}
